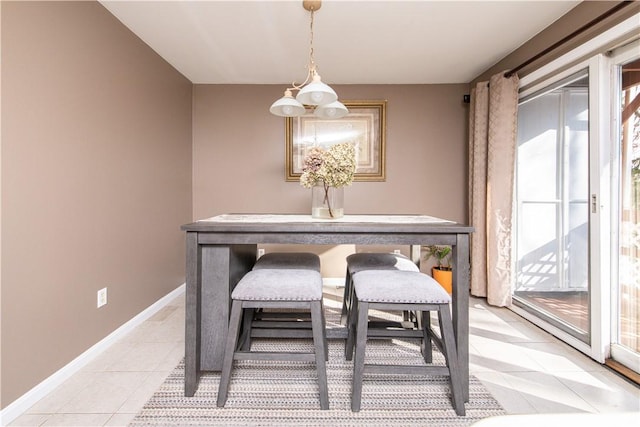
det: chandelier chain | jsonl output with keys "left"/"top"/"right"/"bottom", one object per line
{"left": 290, "top": 8, "right": 317, "bottom": 90}
{"left": 309, "top": 9, "right": 316, "bottom": 72}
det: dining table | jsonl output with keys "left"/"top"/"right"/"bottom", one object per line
{"left": 181, "top": 213, "right": 473, "bottom": 400}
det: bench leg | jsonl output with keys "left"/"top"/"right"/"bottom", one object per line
{"left": 421, "top": 310, "right": 433, "bottom": 363}
{"left": 238, "top": 308, "right": 254, "bottom": 351}
{"left": 320, "top": 300, "right": 329, "bottom": 361}
{"left": 439, "top": 305, "right": 465, "bottom": 416}
{"left": 217, "top": 300, "right": 243, "bottom": 407}
{"left": 340, "top": 269, "right": 351, "bottom": 325}
{"left": 351, "top": 300, "right": 369, "bottom": 412}
{"left": 311, "top": 301, "right": 329, "bottom": 410}
{"left": 345, "top": 294, "right": 358, "bottom": 361}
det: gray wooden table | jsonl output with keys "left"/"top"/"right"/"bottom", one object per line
{"left": 181, "top": 214, "right": 473, "bottom": 400}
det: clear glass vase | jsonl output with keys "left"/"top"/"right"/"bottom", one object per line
{"left": 311, "top": 185, "right": 344, "bottom": 219}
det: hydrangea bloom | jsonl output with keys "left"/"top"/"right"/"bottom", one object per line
{"left": 300, "top": 142, "right": 356, "bottom": 189}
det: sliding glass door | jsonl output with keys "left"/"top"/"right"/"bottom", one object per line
{"left": 515, "top": 70, "right": 591, "bottom": 342}
{"left": 513, "top": 38, "right": 640, "bottom": 372}
{"left": 611, "top": 42, "right": 640, "bottom": 374}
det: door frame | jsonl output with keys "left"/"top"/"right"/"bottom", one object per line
{"left": 510, "top": 12, "right": 639, "bottom": 363}
{"left": 514, "top": 56, "right": 606, "bottom": 362}
{"left": 608, "top": 39, "right": 640, "bottom": 373}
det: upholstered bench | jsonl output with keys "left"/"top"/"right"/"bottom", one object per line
{"left": 341, "top": 252, "right": 420, "bottom": 327}
{"left": 346, "top": 270, "right": 464, "bottom": 415}
{"left": 217, "top": 268, "right": 329, "bottom": 410}
{"left": 253, "top": 252, "right": 321, "bottom": 272}
{"left": 241, "top": 252, "right": 322, "bottom": 347}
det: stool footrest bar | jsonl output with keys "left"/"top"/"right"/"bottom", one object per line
{"left": 234, "top": 351, "right": 316, "bottom": 362}
{"left": 251, "top": 329, "right": 314, "bottom": 339}
{"left": 363, "top": 364, "right": 450, "bottom": 376}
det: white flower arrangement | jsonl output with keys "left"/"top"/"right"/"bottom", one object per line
{"left": 300, "top": 142, "right": 356, "bottom": 189}
{"left": 300, "top": 142, "right": 356, "bottom": 218}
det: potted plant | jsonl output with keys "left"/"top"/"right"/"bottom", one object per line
{"left": 423, "top": 245, "right": 452, "bottom": 294}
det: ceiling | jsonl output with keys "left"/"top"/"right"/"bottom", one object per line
{"left": 100, "top": 0, "right": 580, "bottom": 85}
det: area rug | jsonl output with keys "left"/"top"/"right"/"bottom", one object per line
{"left": 129, "top": 334, "right": 505, "bottom": 426}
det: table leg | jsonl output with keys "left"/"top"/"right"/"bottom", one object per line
{"left": 452, "top": 233, "right": 470, "bottom": 402}
{"left": 199, "top": 244, "right": 256, "bottom": 370}
{"left": 185, "top": 241, "right": 256, "bottom": 395}
{"left": 184, "top": 232, "right": 201, "bottom": 396}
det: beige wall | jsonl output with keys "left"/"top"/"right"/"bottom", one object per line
{"left": 193, "top": 84, "right": 469, "bottom": 221}
{"left": 1, "top": 1, "right": 192, "bottom": 407}
{"left": 192, "top": 84, "right": 470, "bottom": 276}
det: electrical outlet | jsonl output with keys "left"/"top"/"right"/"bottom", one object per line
{"left": 393, "top": 249, "right": 401, "bottom": 254}
{"left": 257, "top": 248, "right": 265, "bottom": 258}
{"left": 97, "top": 287, "right": 107, "bottom": 308}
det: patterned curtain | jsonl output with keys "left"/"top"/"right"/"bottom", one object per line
{"left": 468, "top": 71, "right": 519, "bottom": 307}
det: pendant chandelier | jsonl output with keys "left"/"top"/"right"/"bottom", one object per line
{"left": 269, "top": 0, "right": 348, "bottom": 119}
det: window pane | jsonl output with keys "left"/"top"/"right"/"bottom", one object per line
{"left": 517, "top": 203, "right": 558, "bottom": 289}
{"left": 515, "top": 71, "right": 590, "bottom": 340}
{"left": 517, "top": 93, "right": 560, "bottom": 201}
{"left": 618, "top": 59, "right": 640, "bottom": 355}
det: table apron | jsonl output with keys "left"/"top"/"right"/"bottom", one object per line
{"left": 197, "top": 232, "right": 460, "bottom": 246}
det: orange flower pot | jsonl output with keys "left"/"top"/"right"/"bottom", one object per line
{"left": 432, "top": 267, "right": 452, "bottom": 294}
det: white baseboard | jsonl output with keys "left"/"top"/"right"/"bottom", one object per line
{"left": 323, "top": 277, "right": 345, "bottom": 288}
{"left": 0, "top": 284, "right": 186, "bottom": 427}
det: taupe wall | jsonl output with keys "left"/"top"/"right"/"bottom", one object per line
{"left": 1, "top": 1, "right": 192, "bottom": 407}
{"left": 193, "top": 85, "right": 469, "bottom": 220}
{"left": 192, "top": 84, "right": 469, "bottom": 276}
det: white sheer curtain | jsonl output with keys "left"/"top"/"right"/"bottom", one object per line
{"left": 468, "top": 71, "right": 519, "bottom": 307}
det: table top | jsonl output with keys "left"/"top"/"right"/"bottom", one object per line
{"left": 182, "top": 214, "right": 473, "bottom": 234}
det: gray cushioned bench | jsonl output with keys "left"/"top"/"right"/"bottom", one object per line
{"left": 346, "top": 270, "right": 464, "bottom": 415}
{"left": 341, "top": 252, "right": 420, "bottom": 328}
{"left": 253, "top": 252, "right": 321, "bottom": 272}
{"left": 217, "top": 268, "right": 329, "bottom": 410}
{"left": 240, "top": 252, "right": 322, "bottom": 348}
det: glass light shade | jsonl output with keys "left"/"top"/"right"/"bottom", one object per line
{"left": 296, "top": 75, "right": 337, "bottom": 106}
{"left": 314, "top": 100, "right": 348, "bottom": 119}
{"left": 270, "top": 91, "right": 306, "bottom": 117}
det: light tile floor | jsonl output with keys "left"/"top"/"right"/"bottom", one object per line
{"left": 7, "top": 291, "right": 639, "bottom": 426}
